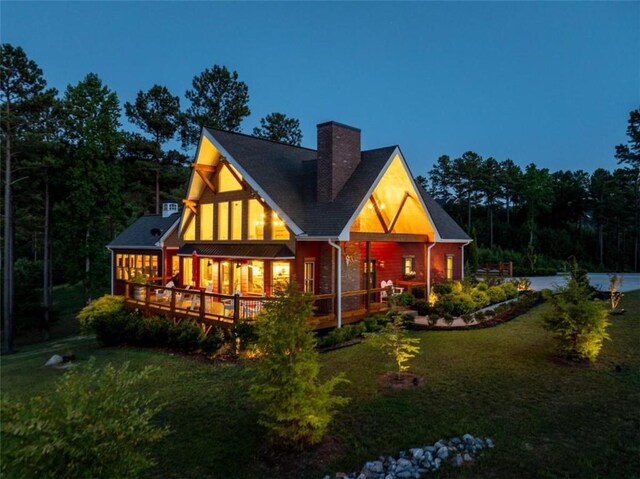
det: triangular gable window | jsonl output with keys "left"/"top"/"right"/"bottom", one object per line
{"left": 218, "top": 163, "right": 243, "bottom": 192}
{"left": 350, "top": 155, "right": 434, "bottom": 236}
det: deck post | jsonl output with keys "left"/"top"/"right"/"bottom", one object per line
{"left": 365, "top": 241, "right": 371, "bottom": 313}
{"left": 170, "top": 289, "right": 176, "bottom": 318}
{"left": 125, "top": 282, "right": 130, "bottom": 299}
{"left": 144, "top": 284, "right": 151, "bottom": 309}
{"left": 199, "top": 290, "right": 205, "bottom": 321}
{"left": 233, "top": 293, "right": 240, "bottom": 325}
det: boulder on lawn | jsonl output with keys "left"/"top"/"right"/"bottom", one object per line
{"left": 45, "top": 354, "right": 63, "bottom": 367}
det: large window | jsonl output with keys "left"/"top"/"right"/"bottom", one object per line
{"left": 272, "top": 261, "right": 290, "bottom": 291}
{"left": 200, "top": 258, "right": 214, "bottom": 287}
{"left": 220, "top": 261, "right": 232, "bottom": 294}
{"left": 231, "top": 200, "right": 243, "bottom": 240}
{"left": 445, "top": 255, "right": 454, "bottom": 281}
{"left": 218, "top": 202, "right": 229, "bottom": 240}
{"left": 115, "top": 254, "right": 158, "bottom": 281}
{"left": 303, "top": 260, "right": 315, "bottom": 293}
{"left": 183, "top": 215, "right": 195, "bottom": 241}
{"left": 183, "top": 257, "right": 194, "bottom": 286}
{"left": 218, "top": 164, "right": 243, "bottom": 192}
{"left": 199, "top": 203, "right": 213, "bottom": 240}
{"left": 272, "top": 213, "right": 290, "bottom": 240}
{"left": 248, "top": 199, "right": 264, "bottom": 240}
{"left": 247, "top": 260, "right": 264, "bottom": 295}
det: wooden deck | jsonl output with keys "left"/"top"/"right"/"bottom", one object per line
{"left": 123, "top": 282, "right": 390, "bottom": 332}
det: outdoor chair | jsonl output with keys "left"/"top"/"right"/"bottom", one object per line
{"left": 155, "top": 281, "right": 174, "bottom": 301}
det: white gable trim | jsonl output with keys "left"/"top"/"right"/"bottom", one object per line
{"left": 202, "top": 129, "right": 304, "bottom": 236}
{"left": 337, "top": 147, "right": 443, "bottom": 242}
{"left": 155, "top": 217, "right": 180, "bottom": 247}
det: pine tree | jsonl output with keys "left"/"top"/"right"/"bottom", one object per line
{"left": 249, "top": 283, "right": 348, "bottom": 449}
{"left": 252, "top": 112, "right": 302, "bottom": 146}
{"left": 367, "top": 313, "right": 421, "bottom": 378}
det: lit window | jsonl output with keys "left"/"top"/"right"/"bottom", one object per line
{"left": 247, "top": 260, "right": 264, "bottom": 295}
{"left": 183, "top": 215, "right": 195, "bottom": 241}
{"left": 248, "top": 199, "right": 264, "bottom": 240}
{"left": 303, "top": 261, "right": 315, "bottom": 293}
{"left": 403, "top": 256, "right": 415, "bottom": 277}
{"left": 218, "top": 202, "right": 229, "bottom": 240}
{"left": 116, "top": 254, "right": 159, "bottom": 281}
{"left": 446, "top": 255, "right": 454, "bottom": 281}
{"left": 231, "top": 200, "right": 243, "bottom": 240}
{"left": 200, "top": 258, "right": 214, "bottom": 287}
{"left": 272, "top": 213, "right": 289, "bottom": 240}
{"left": 218, "top": 164, "right": 243, "bottom": 192}
{"left": 272, "top": 261, "right": 290, "bottom": 291}
{"left": 199, "top": 203, "right": 213, "bottom": 240}
{"left": 183, "top": 257, "right": 193, "bottom": 286}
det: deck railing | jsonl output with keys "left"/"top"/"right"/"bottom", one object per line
{"left": 123, "top": 282, "right": 390, "bottom": 331}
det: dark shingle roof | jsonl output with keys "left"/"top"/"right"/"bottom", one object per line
{"left": 107, "top": 213, "right": 180, "bottom": 248}
{"left": 206, "top": 128, "right": 470, "bottom": 241}
{"left": 414, "top": 180, "right": 471, "bottom": 241}
{"left": 177, "top": 243, "right": 294, "bottom": 259}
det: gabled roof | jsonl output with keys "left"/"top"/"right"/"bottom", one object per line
{"left": 107, "top": 213, "right": 180, "bottom": 249}
{"left": 202, "top": 127, "right": 470, "bottom": 242}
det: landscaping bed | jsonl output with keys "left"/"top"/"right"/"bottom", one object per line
{"left": 2, "top": 292, "right": 638, "bottom": 479}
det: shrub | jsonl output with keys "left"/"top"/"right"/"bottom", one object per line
{"left": 92, "top": 310, "right": 133, "bottom": 346}
{"left": 476, "top": 281, "right": 489, "bottom": 291}
{"left": 471, "top": 289, "right": 490, "bottom": 309}
{"left": 363, "top": 316, "right": 382, "bottom": 333}
{"left": 461, "top": 314, "right": 473, "bottom": 325}
{"left": 317, "top": 323, "right": 366, "bottom": 348}
{"left": 443, "top": 313, "right": 455, "bottom": 325}
{"left": 543, "top": 278, "right": 610, "bottom": 363}
{"left": 136, "top": 316, "right": 171, "bottom": 347}
{"left": 499, "top": 282, "right": 519, "bottom": 299}
{"left": 451, "top": 293, "right": 476, "bottom": 316}
{"left": 366, "top": 314, "right": 420, "bottom": 376}
{"left": 250, "top": 283, "right": 348, "bottom": 449}
{"left": 484, "top": 309, "right": 495, "bottom": 317}
{"left": 433, "top": 282, "right": 454, "bottom": 295}
{"left": 414, "top": 299, "right": 430, "bottom": 316}
{"left": 234, "top": 321, "right": 258, "bottom": 352}
{"left": 168, "top": 320, "right": 201, "bottom": 352}
{"left": 428, "top": 313, "right": 440, "bottom": 326}
{"left": 77, "top": 295, "right": 125, "bottom": 334}
{"left": 392, "top": 292, "right": 416, "bottom": 307}
{"left": 199, "top": 328, "right": 225, "bottom": 356}
{"left": 451, "top": 281, "right": 463, "bottom": 294}
{"left": 1, "top": 359, "right": 168, "bottom": 479}
{"left": 475, "top": 311, "right": 486, "bottom": 321}
{"left": 487, "top": 286, "right": 507, "bottom": 304}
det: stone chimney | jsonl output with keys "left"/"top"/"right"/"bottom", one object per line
{"left": 162, "top": 201, "right": 179, "bottom": 218}
{"left": 316, "top": 121, "right": 361, "bottom": 203}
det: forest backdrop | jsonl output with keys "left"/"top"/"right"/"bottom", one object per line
{"left": 1, "top": 43, "right": 639, "bottom": 351}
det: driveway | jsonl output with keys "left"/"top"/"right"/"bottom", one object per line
{"left": 525, "top": 273, "right": 640, "bottom": 292}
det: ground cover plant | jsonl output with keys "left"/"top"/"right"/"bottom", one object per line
{"left": 2, "top": 291, "right": 638, "bottom": 478}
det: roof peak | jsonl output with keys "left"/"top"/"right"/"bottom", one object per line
{"left": 204, "top": 127, "right": 317, "bottom": 152}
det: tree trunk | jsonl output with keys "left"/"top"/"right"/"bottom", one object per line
{"left": 505, "top": 196, "right": 511, "bottom": 226}
{"left": 598, "top": 222, "right": 604, "bottom": 267}
{"left": 42, "top": 174, "right": 51, "bottom": 340}
{"left": 84, "top": 229, "right": 91, "bottom": 302}
{"left": 467, "top": 191, "right": 472, "bottom": 232}
{"left": 3, "top": 115, "right": 15, "bottom": 354}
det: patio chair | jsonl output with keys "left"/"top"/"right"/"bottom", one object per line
{"left": 387, "top": 280, "right": 404, "bottom": 295}
{"left": 155, "top": 281, "right": 174, "bottom": 301}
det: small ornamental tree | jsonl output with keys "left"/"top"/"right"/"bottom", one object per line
{"left": 1, "top": 359, "right": 168, "bottom": 479}
{"left": 368, "top": 313, "right": 421, "bottom": 378}
{"left": 249, "top": 282, "right": 349, "bottom": 449}
{"left": 543, "top": 276, "right": 610, "bottom": 363}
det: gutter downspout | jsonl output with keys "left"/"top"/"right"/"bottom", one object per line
{"left": 426, "top": 242, "right": 436, "bottom": 300}
{"left": 110, "top": 249, "right": 114, "bottom": 295}
{"left": 327, "top": 240, "right": 342, "bottom": 328}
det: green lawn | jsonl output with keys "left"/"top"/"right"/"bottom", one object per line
{"left": 2, "top": 292, "right": 639, "bottom": 478}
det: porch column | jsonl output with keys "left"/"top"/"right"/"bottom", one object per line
{"left": 365, "top": 241, "right": 371, "bottom": 313}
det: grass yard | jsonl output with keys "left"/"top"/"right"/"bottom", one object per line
{"left": 2, "top": 292, "right": 639, "bottom": 478}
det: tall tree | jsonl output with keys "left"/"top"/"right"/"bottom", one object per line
{"left": 252, "top": 112, "right": 302, "bottom": 146}
{"left": 520, "top": 163, "right": 553, "bottom": 246}
{"left": 614, "top": 108, "right": 640, "bottom": 271}
{"left": 59, "top": 73, "right": 124, "bottom": 299}
{"left": 124, "top": 85, "right": 183, "bottom": 213}
{"left": 182, "top": 65, "right": 250, "bottom": 147}
{"left": 0, "top": 44, "right": 56, "bottom": 353}
{"left": 589, "top": 169, "right": 612, "bottom": 267}
{"left": 454, "top": 151, "right": 483, "bottom": 232}
{"left": 478, "top": 157, "right": 502, "bottom": 249}
{"left": 498, "top": 158, "right": 522, "bottom": 226}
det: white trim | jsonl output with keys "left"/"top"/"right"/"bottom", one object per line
{"left": 107, "top": 246, "right": 162, "bottom": 250}
{"left": 337, "top": 147, "right": 443, "bottom": 242}
{"left": 328, "top": 240, "right": 342, "bottom": 328}
{"left": 202, "top": 129, "right": 304, "bottom": 236}
{"left": 460, "top": 240, "right": 472, "bottom": 280}
{"left": 155, "top": 217, "right": 180, "bottom": 247}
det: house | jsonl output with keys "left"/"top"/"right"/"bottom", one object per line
{"left": 108, "top": 121, "right": 470, "bottom": 328}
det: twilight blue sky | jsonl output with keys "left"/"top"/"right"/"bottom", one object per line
{"left": 2, "top": 1, "right": 639, "bottom": 176}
